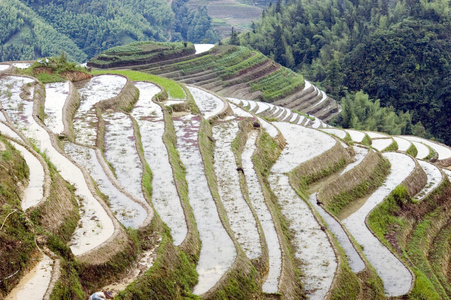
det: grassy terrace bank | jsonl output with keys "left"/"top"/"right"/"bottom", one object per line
{"left": 318, "top": 149, "right": 391, "bottom": 217}
{"left": 93, "top": 81, "right": 201, "bottom": 299}
{"left": 198, "top": 116, "right": 260, "bottom": 299}
{"left": 368, "top": 176, "right": 450, "bottom": 299}
{"left": 286, "top": 138, "right": 390, "bottom": 299}
{"left": 88, "top": 42, "right": 196, "bottom": 69}
{"left": 0, "top": 137, "right": 34, "bottom": 298}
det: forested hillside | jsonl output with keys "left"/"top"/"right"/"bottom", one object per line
{"left": 0, "top": 0, "right": 219, "bottom": 62}
{"left": 236, "top": 0, "right": 451, "bottom": 145}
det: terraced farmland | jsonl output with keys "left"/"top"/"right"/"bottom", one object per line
{"left": 0, "top": 59, "right": 450, "bottom": 300}
{"left": 88, "top": 44, "right": 340, "bottom": 123}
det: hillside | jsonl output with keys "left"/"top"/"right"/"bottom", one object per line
{"left": 235, "top": 0, "right": 451, "bottom": 146}
{"left": 88, "top": 43, "right": 340, "bottom": 122}
{"left": 0, "top": 0, "right": 220, "bottom": 63}
{"left": 0, "top": 57, "right": 450, "bottom": 299}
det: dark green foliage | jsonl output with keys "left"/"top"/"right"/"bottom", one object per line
{"left": 333, "top": 91, "right": 417, "bottom": 136}
{"left": 0, "top": 0, "right": 87, "bottom": 62}
{"left": 343, "top": 19, "right": 451, "bottom": 145}
{"left": 171, "top": 0, "right": 219, "bottom": 43}
{"left": 1, "top": 0, "right": 218, "bottom": 62}
{"left": 18, "top": 0, "right": 174, "bottom": 59}
{"left": 237, "top": 0, "right": 451, "bottom": 145}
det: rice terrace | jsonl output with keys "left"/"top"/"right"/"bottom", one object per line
{"left": 0, "top": 42, "right": 450, "bottom": 300}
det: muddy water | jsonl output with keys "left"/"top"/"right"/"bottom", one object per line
{"left": 242, "top": 131, "right": 282, "bottom": 293}
{"left": 0, "top": 76, "right": 114, "bottom": 256}
{"left": 269, "top": 122, "right": 338, "bottom": 299}
{"left": 73, "top": 75, "right": 126, "bottom": 146}
{"left": 213, "top": 120, "right": 261, "bottom": 259}
{"left": 174, "top": 114, "right": 236, "bottom": 295}
{"left": 308, "top": 193, "right": 365, "bottom": 273}
{"left": 402, "top": 135, "right": 451, "bottom": 160}
{"left": 131, "top": 81, "right": 187, "bottom": 245}
{"left": 271, "top": 122, "right": 335, "bottom": 173}
{"left": 345, "top": 129, "right": 365, "bottom": 143}
{"left": 415, "top": 160, "right": 443, "bottom": 200}
{"left": 0, "top": 64, "right": 10, "bottom": 71}
{"left": 103, "top": 111, "right": 146, "bottom": 204}
{"left": 372, "top": 138, "right": 394, "bottom": 151}
{"left": 269, "top": 173, "right": 337, "bottom": 300}
{"left": 188, "top": 87, "right": 224, "bottom": 119}
{"left": 393, "top": 136, "right": 412, "bottom": 152}
{"left": 0, "top": 122, "right": 22, "bottom": 140}
{"left": 65, "top": 143, "right": 148, "bottom": 229}
{"left": 321, "top": 128, "right": 347, "bottom": 140}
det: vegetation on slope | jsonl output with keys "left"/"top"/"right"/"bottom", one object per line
{"left": 0, "top": 0, "right": 87, "bottom": 62}
{"left": 0, "top": 0, "right": 218, "bottom": 62}
{"left": 18, "top": 53, "right": 91, "bottom": 83}
{"left": 108, "top": 45, "right": 308, "bottom": 105}
{"left": 333, "top": 91, "right": 425, "bottom": 136}
{"left": 0, "top": 138, "right": 34, "bottom": 298}
{"left": 88, "top": 42, "right": 196, "bottom": 69}
{"left": 319, "top": 149, "right": 391, "bottom": 217}
{"left": 236, "top": 0, "right": 451, "bottom": 144}
{"left": 368, "top": 181, "right": 451, "bottom": 299}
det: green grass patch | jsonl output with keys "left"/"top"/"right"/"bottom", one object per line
{"left": 367, "top": 184, "right": 449, "bottom": 298}
{"left": 368, "top": 185, "right": 409, "bottom": 239}
{"left": 425, "top": 144, "right": 438, "bottom": 161}
{"left": 115, "top": 218, "right": 198, "bottom": 300}
{"left": 34, "top": 72, "right": 66, "bottom": 83}
{"left": 382, "top": 139, "right": 398, "bottom": 152}
{"left": 361, "top": 133, "right": 372, "bottom": 146}
{"left": 90, "top": 70, "right": 185, "bottom": 99}
{"left": 406, "top": 142, "right": 418, "bottom": 157}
